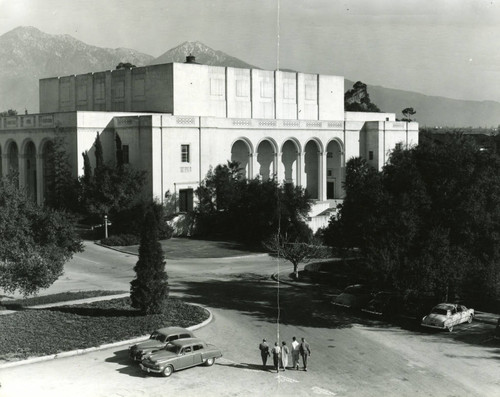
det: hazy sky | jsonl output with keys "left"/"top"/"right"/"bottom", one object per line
{"left": 1, "top": 0, "right": 499, "bottom": 102}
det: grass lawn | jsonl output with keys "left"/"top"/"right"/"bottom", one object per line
{"left": 120, "top": 237, "right": 265, "bottom": 259}
{"left": 0, "top": 290, "right": 126, "bottom": 310}
{"left": 0, "top": 296, "right": 209, "bottom": 363}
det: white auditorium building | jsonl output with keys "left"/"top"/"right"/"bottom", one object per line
{"left": 0, "top": 56, "right": 418, "bottom": 231}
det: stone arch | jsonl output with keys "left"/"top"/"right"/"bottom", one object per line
{"left": 231, "top": 137, "right": 254, "bottom": 179}
{"left": 304, "top": 138, "right": 322, "bottom": 199}
{"left": 280, "top": 138, "right": 301, "bottom": 185}
{"left": 41, "top": 139, "right": 56, "bottom": 206}
{"left": 24, "top": 140, "right": 37, "bottom": 201}
{"left": 325, "top": 138, "right": 344, "bottom": 199}
{"left": 256, "top": 138, "right": 278, "bottom": 181}
{"left": 6, "top": 140, "right": 19, "bottom": 182}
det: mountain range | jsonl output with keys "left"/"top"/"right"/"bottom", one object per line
{"left": 1, "top": 26, "right": 499, "bottom": 128}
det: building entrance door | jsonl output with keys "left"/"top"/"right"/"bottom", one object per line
{"left": 327, "top": 181, "right": 335, "bottom": 199}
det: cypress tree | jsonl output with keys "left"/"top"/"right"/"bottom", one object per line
{"left": 82, "top": 151, "right": 92, "bottom": 185}
{"left": 130, "top": 208, "right": 169, "bottom": 314}
{"left": 94, "top": 132, "right": 104, "bottom": 171}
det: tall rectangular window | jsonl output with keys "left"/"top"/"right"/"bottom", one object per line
{"left": 181, "top": 144, "right": 190, "bottom": 163}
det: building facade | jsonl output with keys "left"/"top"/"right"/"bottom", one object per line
{"left": 0, "top": 59, "right": 418, "bottom": 230}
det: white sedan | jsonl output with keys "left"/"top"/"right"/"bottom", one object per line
{"left": 421, "top": 303, "right": 474, "bottom": 332}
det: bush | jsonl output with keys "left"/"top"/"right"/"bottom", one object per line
{"left": 101, "top": 234, "right": 139, "bottom": 246}
{"left": 112, "top": 202, "right": 174, "bottom": 240}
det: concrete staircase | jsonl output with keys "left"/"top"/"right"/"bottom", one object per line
{"left": 307, "top": 199, "right": 343, "bottom": 233}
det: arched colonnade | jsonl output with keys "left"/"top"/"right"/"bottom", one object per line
{"left": 231, "top": 136, "right": 345, "bottom": 200}
{"left": 0, "top": 138, "right": 56, "bottom": 204}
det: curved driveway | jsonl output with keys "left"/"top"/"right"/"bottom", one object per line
{"left": 1, "top": 242, "right": 500, "bottom": 396}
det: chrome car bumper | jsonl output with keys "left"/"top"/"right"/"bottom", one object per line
{"left": 421, "top": 322, "right": 447, "bottom": 330}
{"left": 140, "top": 363, "right": 162, "bottom": 373}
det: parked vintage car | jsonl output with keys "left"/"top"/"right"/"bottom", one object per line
{"left": 129, "top": 326, "right": 194, "bottom": 362}
{"left": 421, "top": 303, "right": 474, "bottom": 332}
{"left": 362, "top": 292, "right": 403, "bottom": 318}
{"left": 333, "top": 284, "right": 373, "bottom": 310}
{"left": 139, "top": 337, "right": 223, "bottom": 377}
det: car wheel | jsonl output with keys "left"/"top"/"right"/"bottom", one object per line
{"left": 162, "top": 365, "right": 174, "bottom": 377}
{"left": 204, "top": 357, "right": 215, "bottom": 366}
{"left": 448, "top": 325, "right": 453, "bottom": 332}
{"left": 468, "top": 315, "right": 473, "bottom": 324}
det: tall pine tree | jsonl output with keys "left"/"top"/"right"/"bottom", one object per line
{"left": 130, "top": 208, "right": 169, "bottom": 314}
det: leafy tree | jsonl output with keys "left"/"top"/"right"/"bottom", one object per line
{"left": 401, "top": 107, "right": 416, "bottom": 122}
{"left": 265, "top": 233, "right": 327, "bottom": 279}
{"left": 116, "top": 62, "right": 136, "bottom": 69}
{"left": 344, "top": 81, "right": 381, "bottom": 112}
{"left": 0, "top": 177, "right": 83, "bottom": 296}
{"left": 323, "top": 157, "right": 385, "bottom": 252}
{"left": 80, "top": 162, "right": 147, "bottom": 223}
{"left": 78, "top": 134, "right": 146, "bottom": 224}
{"left": 324, "top": 135, "right": 500, "bottom": 303}
{"left": 195, "top": 164, "right": 312, "bottom": 245}
{"left": 0, "top": 109, "right": 18, "bottom": 116}
{"left": 196, "top": 161, "right": 242, "bottom": 214}
{"left": 130, "top": 208, "right": 169, "bottom": 314}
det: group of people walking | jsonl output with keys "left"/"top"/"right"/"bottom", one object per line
{"left": 258, "top": 336, "right": 311, "bottom": 372}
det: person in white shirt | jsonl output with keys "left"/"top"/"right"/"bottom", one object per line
{"left": 291, "top": 336, "right": 300, "bottom": 370}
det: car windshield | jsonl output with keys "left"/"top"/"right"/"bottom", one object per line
{"left": 431, "top": 308, "right": 448, "bottom": 316}
{"left": 149, "top": 332, "right": 167, "bottom": 342}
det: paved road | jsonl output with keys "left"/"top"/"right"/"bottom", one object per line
{"left": 1, "top": 242, "right": 500, "bottom": 396}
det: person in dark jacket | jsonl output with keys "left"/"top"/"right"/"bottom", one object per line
{"left": 299, "top": 337, "right": 311, "bottom": 371}
{"left": 258, "top": 339, "right": 270, "bottom": 369}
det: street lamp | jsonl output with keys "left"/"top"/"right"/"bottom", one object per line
{"left": 104, "top": 214, "right": 108, "bottom": 239}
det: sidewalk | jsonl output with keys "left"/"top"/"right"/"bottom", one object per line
{"left": 273, "top": 268, "right": 499, "bottom": 326}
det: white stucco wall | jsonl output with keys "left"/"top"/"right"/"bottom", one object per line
{"left": 319, "top": 75, "right": 344, "bottom": 121}
{"left": 298, "top": 73, "right": 319, "bottom": 120}
{"left": 226, "top": 67, "right": 251, "bottom": 118}
{"left": 275, "top": 71, "right": 298, "bottom": 120}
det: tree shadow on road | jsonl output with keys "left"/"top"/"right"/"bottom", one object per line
{"left": 171, "top": 273, "right": 386, "bottom": 330}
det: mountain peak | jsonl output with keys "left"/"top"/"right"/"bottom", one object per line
{"left": 150, "top": 40, "right": 257, "bottom": 69}
{"left": 3, "top": 26, "right": 46, "bottom": 39}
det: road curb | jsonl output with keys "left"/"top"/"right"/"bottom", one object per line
{"left": 0, "top": 302, "right": 213, "bottom": 370}
{"left": 94, "top": 241, "right": 138, "bottom": 256}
